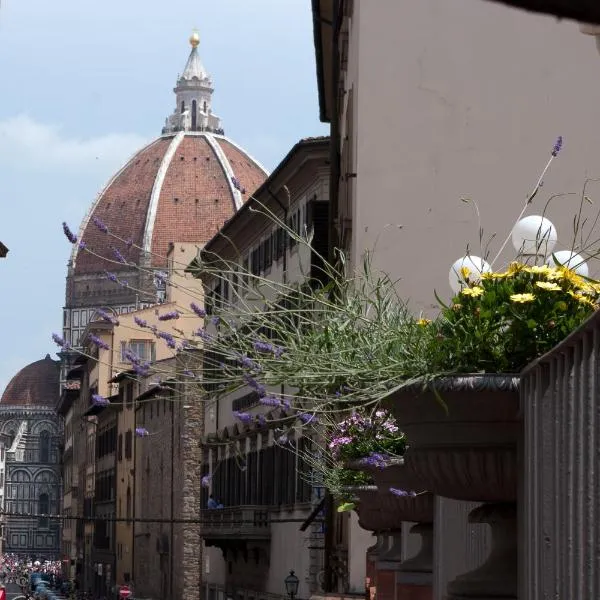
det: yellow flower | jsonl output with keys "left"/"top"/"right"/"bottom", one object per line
{"left": 510, "top": 293, "right": 535, "bottom": 303}
{"left": 416, "top": 318, "right": 431, "bottom": 326}
{"left": 460, "top": 266, "right": 471, "bottom": 280}
{"left": 507, "top": 262, "right": 526, "bottom": 275}
{"left": 558, "top": 267, "right": 585, "bottom": 287}
{"left": 568, "top": 290, "right": 596, "bottom": 307}
{"left": 535, "top": 281, "right": 562, "bottom": 292}
{"left": 461, "top": 286, "right": 484, "bottom": 297}
{"left": 481, "top": 271, "right": 510, "bottom": 280}
{"left": 525, "top": 265, "right": 552, "bottom": 275}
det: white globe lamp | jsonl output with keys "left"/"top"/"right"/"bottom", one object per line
{"left": 547, "top": 250, "right": 589, "bottom": 277}
{"left": 449, "top": 255, "right": 491, "bottom": 294}
{"left": 511, "top": 215, "right": 557, "bottom": 257}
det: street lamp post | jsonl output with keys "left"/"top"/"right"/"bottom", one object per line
{"left": 284, "top": 570, "right": 299, "bottom": 600}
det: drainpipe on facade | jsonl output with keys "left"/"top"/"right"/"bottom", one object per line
{"left": 267, "top": 187, "right": 289, "bottom": 399}
{"left": 170, "top": 390, "right": 175, "bottom": 600}
{"left": 323, "top": 0, "right": 342, "bottom": 593}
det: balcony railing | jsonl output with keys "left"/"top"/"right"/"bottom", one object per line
{"left": 200, "top": 506, "right": 271, "bottom": 541}
{"left": 521, "top": 310, "right": 600, "bottom": 600}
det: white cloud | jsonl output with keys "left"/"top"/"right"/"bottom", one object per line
{"left": 0, "top": 114, "right": 149, "bottom": 173}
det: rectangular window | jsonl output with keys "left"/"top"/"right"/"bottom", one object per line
{"left": 120, "top": 340, "right": 156, "bottom": 363}
{"left": 243, "top": 257, "right": 249, "bottom": 285}
{"left": 125, "top": 430, "right": 132, "bottom": 460}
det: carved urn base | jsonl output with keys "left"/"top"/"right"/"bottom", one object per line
{"left": 382, "top": 375, "right": 520, "bottom": 600}
{"left": 447, "top": 503, "right": 517, "bottom": 600}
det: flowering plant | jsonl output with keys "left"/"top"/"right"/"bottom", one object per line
{"left": 328, "top": 409, "right": 406, "bottom": 464}
{"left": 432, "top": 262, "right": 600, "bottom": 373}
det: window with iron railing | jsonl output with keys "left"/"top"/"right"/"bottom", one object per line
{"left": 210, "top": 438, "right": 312, "bottom": 507}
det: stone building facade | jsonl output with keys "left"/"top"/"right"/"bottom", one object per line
{"left": 0, "top": 355, "right": 62, "bottom": 559}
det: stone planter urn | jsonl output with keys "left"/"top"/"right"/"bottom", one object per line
{"left": 350, "top": 464, "right": 435, "bottom": 600}
{"left": 382, "top": 374, "right": 520, "bottom": 600}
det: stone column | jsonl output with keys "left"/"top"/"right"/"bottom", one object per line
{"left": 376, "top": 531, "right": 403, "bottom": 600}
{"left": 433, "top": 498, "right": 491, "bottom": 600}
{"left": 397, "top": 523, "right": 433, "bottom": 600}
{"left": 367, "top": 534, "right": 388, "bottom": 600}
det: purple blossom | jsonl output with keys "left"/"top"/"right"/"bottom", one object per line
{"left": 135, "top": 428, "right": 149, "bottom": 437}
{"left": 211, "top": 316, "right": 220, "bottom": 326}
{"left": 201, "top": 475, "right": 211, "bottom": 488}
{"left": 134, "top": 317, "right": 148, "bottom": 328}
{"left": 298, "top": 413, "right": 317, "bottom": 425}
{"left": 113, "top": 247, "right": 127, "bottom": 264}
{"left": 359, "top": 452, "right": 390, "bottom": 469}
{"left": 194, "top": 328, "right": 213, "bottom": 342}
{"left": 62, "top": 222, "right": 77, "bottom": 244}
{"left": 329, "top": 436, "right": 353, "bottom": 450}
{"left": 96, "top": 309, "right": 119, "bottom": 325}
{"left": 88, "top": 334, "right": 109, "bottom": 351}
{"left": 105, "top": 271, "right": 118, "bottom": 283}
{"left": 157, "top": 331, "right": 177, "bottom": 349}
{"left": 51, "top": 333, "right": 68, "bottom": 349}
{"left": 231, "top": 176, "right": 242, "bottom": 191}
{"left": 233, "top": 411, "right": 253, "bottom": 424}
{"left": 242, "top": 374, "right": 266, "bottom": 398}
{"left": 256, "top": 414, "right": 266, "bottom": 426}
{"left": 133, "top": 363, "right": 151, "bottom": 377}
{"left": 78, "top": 240, "right": 87, "bottom": 251}
{"left": 190, "top": 302, "right": 206, "bottom": 318}
{"left": 277, "top": 434, "right": 289, "bottom": 445}
{"left": 92, "top": 216, "right": 108, "bottom": 233}
{"left": 253, "top": 340, "right": 285, "bottom": 357}
{"left": 390, "top": 488, "right": 417, "bottom": 498}
{"left": 91, "top": 394, "right": 110, "bottom": 407}
{"left": 125, "top": 239, "right": 134, "bottom": 249}
{"left": 238, "top": 354, "right": 260, "bottom": 371}
{"left": 158, "top": 311, "right": 179, "bottom": 321}
{"left": 551, "top": 135, "right": 563, "bottom": 157}
{"left": 260, "top": 396, "right": 281, "bottom": 407}
{"left": 123, "top": 349, "right": 141, "bottom": 365}
{"left": 182, "top": 369, "right": 195, "bottom": 378}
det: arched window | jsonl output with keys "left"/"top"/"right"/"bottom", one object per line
{"left": 203, "top": 100, "right": 207, "bottom": 113}
{"left": 39, "top": 493, "right": 49, "bottom": 528}
{"left": 39, "top": 431, "right": 50, "bottom": 463}
{"left": 192, "top": 100, "right": 197, "bottom": 130}
{"left": 180, "top": 101, "right": 185, "bottom": 114}
{"left": 7, "top": 430, "right": 15, "bottom": 449}
{"left": 126, "top": 486, "right": 132, "bottom": 527}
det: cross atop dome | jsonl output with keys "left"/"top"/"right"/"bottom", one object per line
{"left": 162, "top": 30, "right": 223, "bottom": 135}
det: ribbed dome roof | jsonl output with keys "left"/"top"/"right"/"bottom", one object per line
{"left": 72, "top": 132, "right": 268, "bottom": 274}
{"left": 1, "top": 355, "right": 60, "bottom": 407}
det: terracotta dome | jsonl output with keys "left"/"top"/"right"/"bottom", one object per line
{"left": 0, "top": 355, "right": 60, "bottom": 407}
{"left": 71, "top": 34, "right": 268, "bottom": 275}
{"left": 72, "top": 132, "right": 267, "bottom": 274}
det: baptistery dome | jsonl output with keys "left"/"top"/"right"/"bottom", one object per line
{"left": 0, "top": 355, "right": 60, "bottom": 407}
{"left": 63, "top": 32, "right": 268, "bottom": 349}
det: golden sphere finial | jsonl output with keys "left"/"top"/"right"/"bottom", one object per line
{"left": 189, "top": 30, "right": 200, "bottom": 48}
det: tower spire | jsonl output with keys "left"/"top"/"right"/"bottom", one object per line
{"left": 162, "top": 30, "right": 223, "bottom": 135}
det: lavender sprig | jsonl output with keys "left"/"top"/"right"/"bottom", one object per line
{"left": 92, "top": 216, "right": 108, "bottom": 233}
{"left": 88, "top": 334, "right": 109, "bottom": 351}
{"left": 62, "top": 222, "right": 77, "bottom": 244}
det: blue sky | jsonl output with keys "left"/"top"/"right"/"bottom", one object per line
{"left": 0, "top": 0, "right": 328, "bottom": 392}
